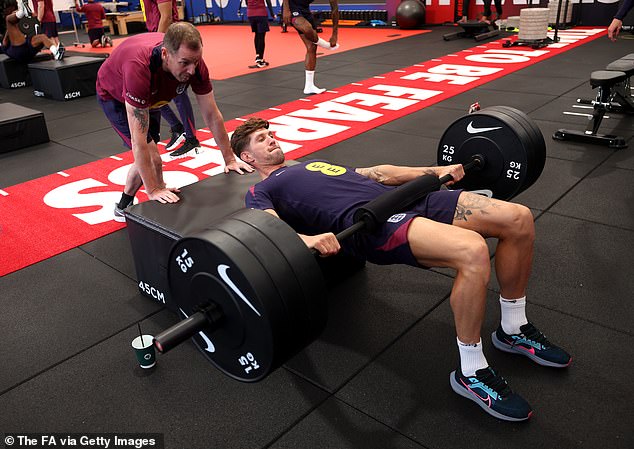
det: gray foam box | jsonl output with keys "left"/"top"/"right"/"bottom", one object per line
{"left": 0, "top": 102, "right": 49, "bottom": 153}
{"left": 28, "top": 55, "right": 105, "bottom": 100}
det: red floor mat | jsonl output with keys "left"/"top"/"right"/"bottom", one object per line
{"left": 69, "top": 24, "right": 430, "bottom": 80}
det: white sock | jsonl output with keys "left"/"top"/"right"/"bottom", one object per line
{"left": 50, "top": 45, "right": 58, "bottom": 55}
{"left": 314, "top": 37, "right": 339, "bottom": 50}
{"left": 499, "top": 295, "right": 528, "bottom": 335}
{"left": 304, "top": 71, "right": 325, "bottom": 95}
{"left": 457, "top": 337, "right": 489, "bottom": 377}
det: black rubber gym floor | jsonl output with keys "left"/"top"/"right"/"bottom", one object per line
{"left": 1, "top": 26, "right": 633, "bottom": 449}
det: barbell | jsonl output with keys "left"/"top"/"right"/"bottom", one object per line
{"left": 152, "top": 106, "right": 547, "bottom": 382}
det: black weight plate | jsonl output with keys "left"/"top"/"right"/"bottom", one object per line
{"left": 213, "top": 215, "right": 318, "bottom": 361}
{"left": 235, "top": 213, "right": 327, "bottom": 345}
{"left": 211, "top": 228, "right": 295, "bottom": 375}
{"left": 488, "top": 106, "right": 546, "bottom": 193}
{"left": 18, "top": 17, "right": 40, "bottom": 37}
{"left": 235, "top": 215, "right": 327, "bottom": 343}
{"left": 484, "top": 106, "right": 538, "bottom": 195}
{"left": 479, "top": 107, "right": 538, "bottom": 197}
{"left": 168, "top": 229, "right": 287, "bottom": 382}
{"left": 505, "top": 107, "right": 546, "bottom": 191}
{"left": 437, "top": 111, "right": 529, "bottom": 200}
{"left": 230, "top": 209, "right": 327, "bottom": 342}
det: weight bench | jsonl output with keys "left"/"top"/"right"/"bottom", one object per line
{"left": 553, "top": 54, "right": 634, "bottom": 149}
{"left": 443, "top": 21, "right": 501, "bottom": 42}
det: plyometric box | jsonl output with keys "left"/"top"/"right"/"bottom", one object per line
{"left": 28, "top": 55, "right": 105, "bottom": 101}
{"left": 0, "top": 102, "right": 49, "bottom": 153}
{"left": 125, "top": 170, "right": 263, "bottom": 312}
{"left": 0, "top": 53, "right": 51, "bottom": 89}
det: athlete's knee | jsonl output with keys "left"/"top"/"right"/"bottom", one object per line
{"left": 456, "top": 235, "right": 491, "bottom": 281}
{"left": 505, "top": 203, "right": 535, "bottom": 242}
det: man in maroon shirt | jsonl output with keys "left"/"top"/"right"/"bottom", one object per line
{"left": 96, "top": 22, "right": 253, "bottom": 221}
{"left": 31, "top": 0, "right": 58, "bottom": 45}
{"left": 74, "top": 0, "right": 111, "bottom": 47}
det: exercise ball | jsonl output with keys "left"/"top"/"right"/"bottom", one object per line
{"left": 396, "top": 0, "right": 426, "bottom": 29}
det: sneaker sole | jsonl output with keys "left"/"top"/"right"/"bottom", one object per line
{"left": 113, "top": 214, "right": 126, "bottom": 223}
{"left": 449, "top": 371, "right": 531, "bottom": 422}
{"left": 170, "top": 146, "right": 200, "bottom": 158}
{"left": 165, "top": 134, "right": 186, "bottom": 151}
{"left": 491, "top": 332, "right": 572, "bottom": 368}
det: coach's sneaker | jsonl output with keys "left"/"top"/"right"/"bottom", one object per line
{"left": 113, "top": 204, "right": 126, "bottom": 223}
{"left": 450, "top": 367, "right": 532, "bottom": 422}
{"left": 100, "top": 34, "right": 106, "bottom": 47}
{"left": 165, "top": 129, "right": 186, "bottom": 151}
{"left": 492, "top": 322, "right": 572, "bottom": 368}
{"left": 104, "top": 35, "right": 113, "bottom": 47}
{"left": 169, "top": 137, "right": 200, "bottom": 157}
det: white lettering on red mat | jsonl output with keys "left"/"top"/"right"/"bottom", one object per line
{"left": 403, "top": 64, "right": 502, "bottom": 84}
{"left": 289, "top": 100, "right": 383, "bottom": 122}
{"left": 369, "top": 85, "right": 443, "bottom": 101}
{"left": 43, "top": 179, "right": 122, "bottom": 225}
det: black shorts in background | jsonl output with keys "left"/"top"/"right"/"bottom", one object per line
{"left": 249, "top": 16, "right": 270, "bottom": 33}
{"left": 88, "top": 27, "right": 105, "bottom": 44}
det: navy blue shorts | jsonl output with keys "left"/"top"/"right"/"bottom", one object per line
{"left": 4, "top": 36, "right": 42, "bottom": 63}
{"left": 346, "top": 188, "right": 463, "bottom": 267}
{"left": 290, "top": 8, "right": 317, "bottom": 33}
{"left": 88, "top": 27, "right": 105, "bottom": 44}
{"left": 41, "top": 21, "right": 58, "bottom": 38}
{"left": 97, "top": 96, "right": 161, "bottom": 148}
{"left": 249, "top": 16, "right": 270, "bottom": 33}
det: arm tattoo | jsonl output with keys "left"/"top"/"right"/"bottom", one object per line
{"left": 453, "top": 193, "right": 499, "bottom": 222}
{"left": 357, "top": 167, "right": 385, "bottom": 183}
{"left": 133, "top": 107, "right": 149, "bottom": 134}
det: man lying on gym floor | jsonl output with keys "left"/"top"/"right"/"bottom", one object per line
{"left": 231, "top": 117, "right": 571, "bottom": 422}
{"left": 1, "top": 0, "right": 65, "bottom": 63}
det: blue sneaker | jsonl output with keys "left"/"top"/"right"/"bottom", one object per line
{"left": 492, "top": 322, "right": 572, "bottom": 368}
{"left": 450, "top": 367, "right": 532, "bottom": 421}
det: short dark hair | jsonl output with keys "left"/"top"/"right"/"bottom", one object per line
{"left": 163, "top": 22, "right": 202, "bottom": 54}
{"left": 231, "top": 117, "right": 270, "bottom": 159}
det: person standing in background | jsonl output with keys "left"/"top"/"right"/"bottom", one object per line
{"left": 32, "top": 0, "right": 59, "bottom": 45}
{"left": 241, "top": 0, "right": 275, "bottom": 68}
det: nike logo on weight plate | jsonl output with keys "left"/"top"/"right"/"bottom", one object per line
{"left": 466, "top": 121, "right": 502, "bottom": 134}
